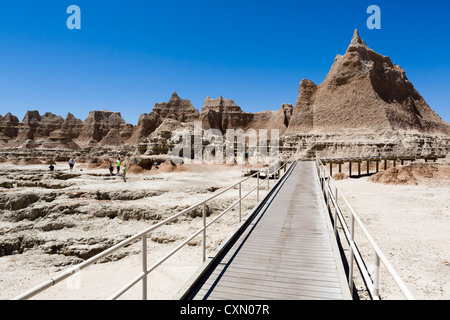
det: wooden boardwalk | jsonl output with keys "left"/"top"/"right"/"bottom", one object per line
{"left": 182, "top": 161, "right": 352, "bottom": 300}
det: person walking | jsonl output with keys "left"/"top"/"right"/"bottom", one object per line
{"left": 69, "top": 157, "right": 75, "bottom": 172}
{"left": 116, "top": 158, "right": 121, "bottom": 175}
{"left": 109, "top": 163, "right": 114, "bottom": 176}
{"left": 122, "top": 164, "right": 127, "bottom": 182}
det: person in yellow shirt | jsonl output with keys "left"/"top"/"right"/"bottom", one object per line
{"left": 116, "top": 158, "right": 121, "bottom": 175}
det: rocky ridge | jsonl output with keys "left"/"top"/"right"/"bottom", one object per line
{"left": 287, "top": 30, "right": 449, "bottom": 135}
{"left": 0, "top": 30, "right": 449, "bottom": 162}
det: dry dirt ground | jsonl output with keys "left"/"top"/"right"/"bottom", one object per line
{"left": 333, "top": 161, "right": 450, "bottom": 300}
{"left": 1, "top": 160, "right": 448, "bottom": 300}
{"left": 0, "top": 161, "right": 263, "bottom": 300}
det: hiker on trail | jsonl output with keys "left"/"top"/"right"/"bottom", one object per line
{"left": 154, "top": 162, "right": 159, "bottom": 169}
{"left": 116, "top": 158, "right": 121, "bottom": 175}
{"left": 69, "top": 158, "right": 75, "bottom": 172}
{"left": 109, "top": 163, "right": 114, "bottom": 176}
{"left": 122, "top": 164, "right": 127, "bottom": 182}
{"left": 49, "top": 164, "right": 54, "bottom": 171}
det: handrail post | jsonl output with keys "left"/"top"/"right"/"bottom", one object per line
{"left": 348, "top": 215, "right": 355, "bottom": 296}
{"left": 374, "top": 254, "right": 381, "bottom": 299}
{"left": 238, "top": 182, "right": 242, "bottom": 222}
{"left": 335, "top": 186, "right": 338, "bottom": 205}
{"left": 321, "top": 164, "right": 325, "bottom": 190}
{"left": 203, "top": 203, "right": 206, "bottom": 262}
{"left": 333, "top": 198, "right": 338, "bottom": 235}
{"left": 333, "top": 186, "right": 338, "bottom": 235}
{"left": 275, "top": 166, "right": 278, "bottom": 183}
{"left": 326, "top": 173, "right": 331, "bottom": 207}
{"left": 327, "top": 170, "right": 331, "bottom": 191}
{"left": 257, "top": 172, "right": 260, "bottom": 202}
{"left": 142, "top": 234, "right": 148, "bottom": 300}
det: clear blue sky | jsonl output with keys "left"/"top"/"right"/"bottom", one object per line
{"left": 0, "top": 0, "right": 449, "bottom": 125}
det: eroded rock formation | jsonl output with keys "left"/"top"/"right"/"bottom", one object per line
{"left": 286, "top": 30, "right": 450, "bottom": 136}
{"left": 0, "top": 30, "right": 448, "bottom": 161}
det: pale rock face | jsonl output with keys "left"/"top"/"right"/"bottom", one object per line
{"left": 151, "top": 92, "right": 200, "bottom": 123}
{"left": 128, "top": 92, "right": 200, "bottom": 148}
{"left": 77, "top": 110, "right": 130, "bottom": 143}
{"left": 17, "top": 111, "right": 64, "bottom": 141}
{"left": 0, "top": 109, "right": 135, "bottom": 153}
{"left": 0, "top": 113, "right": 19, "bottom": 140}
{"left": 200, "top": 96, "right": 292, "bottom": 135}
{"left": 286, "top": 29, "right": 450, "bottom": 136}
{"left": 200, "top": 96, "right": 252, "bottom": 132}
{"left": 51, "top": 113, "right": 84, "bottom": 140}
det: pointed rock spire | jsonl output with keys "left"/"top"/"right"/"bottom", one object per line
{"left": 170, "top": 91, "right": 180, "bottom": 100}
{"left": 151, "top": 92, "right": 200, "bottom": 123}
{"left": 22, "top": 110, "right": 41, "bottom": 123}
{"left": 349, "top": 29, "right": 367, "bottom": 48}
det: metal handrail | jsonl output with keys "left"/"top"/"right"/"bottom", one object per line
{"left": 315, "top": 157, "right": 415, "bottom": 300}
{"left": 13, "top": 162, "right": 290, "bottom": 300}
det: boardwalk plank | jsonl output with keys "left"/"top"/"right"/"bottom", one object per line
{"left": 202, "top": 268, "right": 342, "bottom": 288}
{"left": 209, "top": 264, "right": 343, "bottom": 283}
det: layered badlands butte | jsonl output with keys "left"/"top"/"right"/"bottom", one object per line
{"left": 1, "top": 30, "right": 448, "bottom": 163}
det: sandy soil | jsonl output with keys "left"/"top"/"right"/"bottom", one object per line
{"left": 0, "top": 162, "right": 263, "bottom": 300}
{"left": 1, "top": 160, "right": 448, "bottom": 300}
{"left": 334, "top": 163, "right": 450, "bottom": 300}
